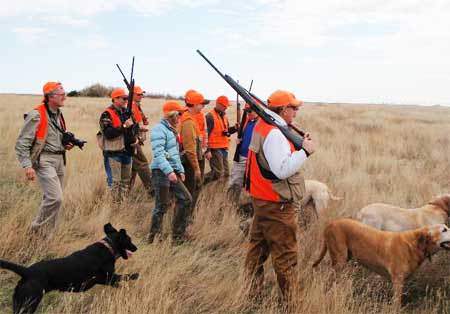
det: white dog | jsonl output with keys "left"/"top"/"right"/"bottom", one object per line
{"left": 356, "top": 195, "right": 450, "bottom": 232}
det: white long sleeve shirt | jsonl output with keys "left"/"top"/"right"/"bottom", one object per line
{"left": 261, "top": 110, "right": 307, "bottom": 180}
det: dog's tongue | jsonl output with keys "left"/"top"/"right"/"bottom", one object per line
{"left": 126, "top": 250, "right": 133, "bottom": 258}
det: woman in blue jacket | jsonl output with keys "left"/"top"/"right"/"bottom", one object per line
{"left": 148, "top": 101, "right": 192, "bottom": 243}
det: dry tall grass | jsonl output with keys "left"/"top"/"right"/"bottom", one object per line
{"left": 1, "top": 94, "right": 450, "bottom": 313}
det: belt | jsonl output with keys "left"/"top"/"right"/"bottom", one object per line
{"left": 42, "top": 150, "right": 65, "bottom": 155}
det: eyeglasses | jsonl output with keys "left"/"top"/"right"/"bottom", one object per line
{"left": 287, "top": 105, "right": 299, "bottom": 111}
{"left": 136, "top": 93, "right": 144, "bottom": 96}
{"left": 51, "top": 93, "right": 66, "bottom": 96}
{"left": 120, "top": 97, "right": 128, "bottom": 101}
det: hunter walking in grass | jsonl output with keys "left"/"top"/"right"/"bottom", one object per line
{"left": 15, "top": 82, "right": 74, "bottom": 232}
{"left": 180, "top": 90, "right": 208, "bottom": 214}
{"left": 98, "top": 88, "right": 135, "bottom": 202}
{"left": 244, "top": 90, "right": 315, "bottom": 304}
{"left": 204, "top": 96, "right": 238, "bottom": 184}
{"left": 148, "top": 101, "right": 192, "bottom": 243}
{"left": 129, "top": 85, "right": 153, "bottom": 196}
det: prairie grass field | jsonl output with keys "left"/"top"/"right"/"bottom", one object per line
{"left": 1, "top": 94, "right": 450, "bottom": 313}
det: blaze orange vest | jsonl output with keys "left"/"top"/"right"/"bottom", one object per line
{"left": 245, "top": 119, "right": 296, "bottom": 203}
{"left": 105, "top": 107, "right": 122, "bottom": 128}
{"left": 35, "top": 103, "right": 66, "bottom": 139}
{"left": 30, "top": 104, "right": 66, "bottom": 166}
{"left": 131, "top": 102, "right": 143, "bottom": 123}
{"left": 208, "top": 109, "right": 229, "bottom": 149}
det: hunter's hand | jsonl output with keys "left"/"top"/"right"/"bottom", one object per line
{"left": 205, "top": 151, "right": 212, "bottom": 160}
{"left": 179, "top": 173, "right": 185, "bottom": 182}
{"left": 123, "top": 119, "right": 134, "bottom": 128}
{"left": 64, "top": 143, "right": 74, "bottom": 150}
{"left": 168, "top": 172, "right": 178, "bottom": 183}
{"left": 302, "top": 137, "right": 315, "bottom": 155}
{"left": 25, "top": 167, "right": 36, "bottom": 181}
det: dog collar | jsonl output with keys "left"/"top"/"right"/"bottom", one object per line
{"left": 99, "top": 239, "right": 120, "bottom": 260}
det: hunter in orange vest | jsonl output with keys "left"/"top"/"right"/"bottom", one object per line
{"left": 180, "top": 89, "right": 208, "bottom": 213}
{"left": 129, "top": 86, "right": 153, "bottom": 196}
{"left": 15, "top": 81, "right": 74, "bottom": 231}
{"left": 99, "top": 88, "right": 135, "bottom": 202}
{"left": 204, "top": 95, "right": 238, "bottom": 184}
{"left": 244, "top": 90, "right": 315, "bottom": 304}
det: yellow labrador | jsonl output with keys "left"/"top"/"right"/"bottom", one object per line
{"left": 356, "top": 195, "right": 450, "bottom": 232}
{"left": 313, "top": 219, "right": 450, "bottom": 307}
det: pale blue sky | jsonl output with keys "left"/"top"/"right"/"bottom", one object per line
{"left": 2, "top": 0, "right": 450, "bottom": 105}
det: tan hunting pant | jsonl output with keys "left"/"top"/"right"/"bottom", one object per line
{"left": 32, "top": 153, "right": 65, "bottom": 231}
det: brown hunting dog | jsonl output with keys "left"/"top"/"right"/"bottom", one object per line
{"left": 313, "top": 219, "right": 450, "bottom": 306}
{"left": 356, "top": 194, "right": 450, "bottom": 232}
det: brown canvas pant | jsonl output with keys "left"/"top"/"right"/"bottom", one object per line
{"left": 109, "top": 157, "right": 132, "bottom": 202}
{"left": 244, "top": 198, "right": 299, "bottom": 301}
{"left": 204, "top": 148, "right": 229, "bottom": 184}
{"left": 32, "top": 153, "right": 65, "bottom": 231}
{"left": 130, "top": 144, "right": 153, "bottom": 194}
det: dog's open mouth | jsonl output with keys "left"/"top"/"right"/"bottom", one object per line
{"left": 440, "top": 241, "right": 450, "bottom": 250}
{"left": 126, "top": 250, "right": 133, "bottom": 258}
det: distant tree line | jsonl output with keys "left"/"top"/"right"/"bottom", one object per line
{"left": 67, "top": 83, "right": 182, "bottom": 100}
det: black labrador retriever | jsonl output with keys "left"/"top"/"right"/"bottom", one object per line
{"left": 0, "top": 223, "right": 139, "bottom": 314}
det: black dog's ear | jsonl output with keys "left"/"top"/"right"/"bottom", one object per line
{"left": 119, "top": 229, "right": 126, "bottom": 235}
{"left": 104, "top": 223, "right": 118, "bottom": 235}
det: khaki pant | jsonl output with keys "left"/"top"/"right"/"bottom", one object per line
{"left": 244, "top": 198, "right": 299, "bottom": 301}
{"left": 204, "top": 148, "right": 229, "bottom": 184}
{"left": 32, "top": 153, "right": 65, "bottom": 231}
{"left": 131, "top": 144, "right": 153, "bottom": 194}
{"left": 109, "top": 156, "right": 132, "bottom": 202}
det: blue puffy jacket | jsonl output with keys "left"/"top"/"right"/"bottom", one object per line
{"left": 150, "top": 119, "right": 184, "bottom": 175}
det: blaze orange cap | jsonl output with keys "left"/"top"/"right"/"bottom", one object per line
{"left": 216, "top": 95, "right": 229, "bottom": 107}
{"left": 134, "top": 86, "right": 145, "bottom": 94}
{"left": 185, "top": 89, "right": 208, "bottom": 105}
{"left": 111, "top": 88, "right": 127, "bottom": 99}
{"left": 43, "top": 82, "right": 62, "bottom": 95}
{"left": 163, "top": 101, "right": 186, "bottom": 115}
{"left": 267, "top": 90, "right": 302, "bottom": 107}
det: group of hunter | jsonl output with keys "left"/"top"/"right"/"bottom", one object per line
{"left": 15, "top": 81, "right": 315, "bottom": 302}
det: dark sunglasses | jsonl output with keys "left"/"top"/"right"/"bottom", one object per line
{"left": 136, "top": 93, "right": 144, "bottom": 96}
{"left": 120, "top": 97, "right": 128, "bottom": 101}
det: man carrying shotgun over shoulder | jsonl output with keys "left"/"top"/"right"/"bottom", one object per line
{"left": 244, "top": 90, "right": 315, "bottom": 304}
{"left": 195, "top": 50, "right": 315, "bottom": 307}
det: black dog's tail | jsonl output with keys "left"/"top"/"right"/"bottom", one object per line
{"left": 0, "top": 259, "right": 29, "bottom": 278}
